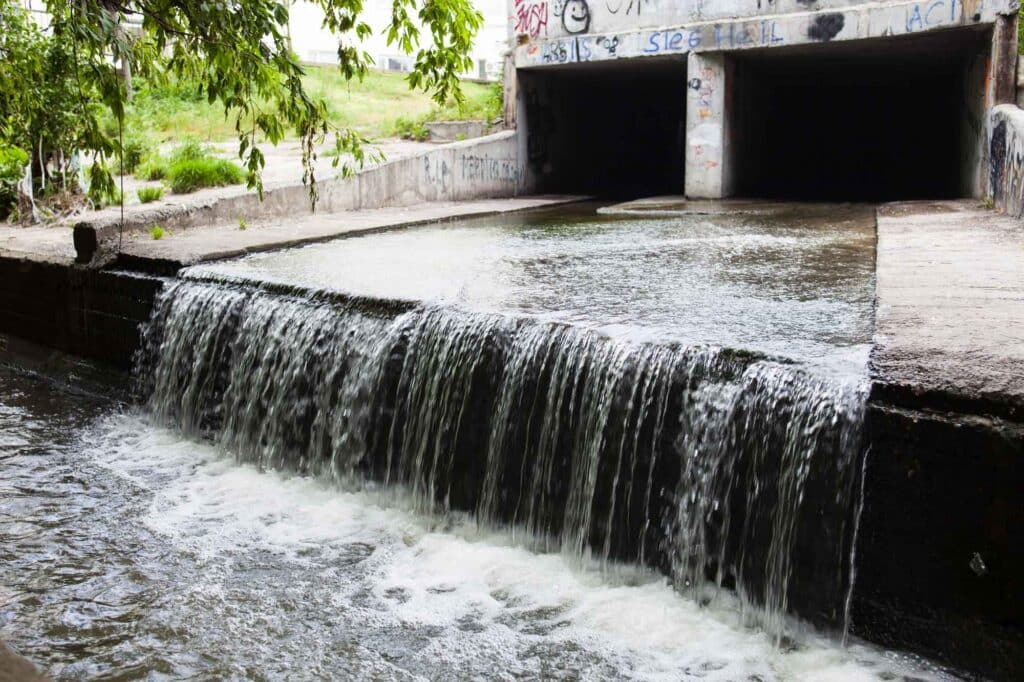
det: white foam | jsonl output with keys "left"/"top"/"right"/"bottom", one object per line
{"left": 87, "top": 413, "right": 957, "bottom": 681}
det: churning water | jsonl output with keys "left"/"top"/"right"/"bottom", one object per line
{"left": 0, "top": 204, "right": 958, "bottom": 679}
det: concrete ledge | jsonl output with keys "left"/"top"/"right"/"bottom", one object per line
{"left": 425, "top": 120, "right": 493, "bottom": 141}
{"left": 871, "top": 200, "right": 1024, "bottom": 420}
{"left": 115, "top": 196, "right": 584, "bottom": 273}
{"left": 73, "top": 131, "right": 524, "bottom": 266}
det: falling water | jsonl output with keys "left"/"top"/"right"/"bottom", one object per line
{"left": 136, "top": 273, "right": 867, "bottom": 640}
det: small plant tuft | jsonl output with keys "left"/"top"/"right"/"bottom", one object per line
{"left": 137, "top": 186, "right": 165, "bottom": 203}
{"left": 149, "top": 224, "right": 166, "bottom": 240}
{"left": 392, "top": 116, "right": 430, "bottom": 142}
{"left": 238, "top": 215, "right": 247, "bottom": 230}
{"left": 135, "top": 154, "right": 169, "bottom": 181}
{"left": 167, "top": 157, "right": 245, "bottom": 194}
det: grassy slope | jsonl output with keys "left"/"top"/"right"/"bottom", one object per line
{"left": 128, "top": 67, "right": 496, "bottom": 144}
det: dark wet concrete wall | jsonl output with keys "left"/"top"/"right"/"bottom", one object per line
{"left": 856, "top": 403, "right": 1024, "bottom": 681}
{"left": 0, "top": 256, "right": 162, "bottom": 370}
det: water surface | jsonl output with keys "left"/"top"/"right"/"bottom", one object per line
{"left": 196, "top": 203, "right": 876, "bottom": 378}
{"left": 0, "top": 367, "right": 954, "bottom": 680}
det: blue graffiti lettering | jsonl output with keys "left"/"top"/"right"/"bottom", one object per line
{"left": 925, "top": 0, "right": 945, "bottom": 24}
{"left": 907, "top": 4, "right": 924, "bottom": 31}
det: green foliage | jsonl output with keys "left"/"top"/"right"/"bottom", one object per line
{"left": 136, "top": 186, "right": 165, "bottom": 203}
{"left": 0, "top": 3, "right": 111, "bottom": 199}
{"left": 117, "top": 133, "right": 155, "bottom": 175}
{"left": 238, "top": 216, "right": 247, "bottom": 230}
{"left": 0, "top": 143, "right": 29, "bottom": 218}
{"left": 485, "top": 78, "right": 504, "bottom": 122}
{"left": 2, "top": 0, "right": 482, "bottom": 219}
{"left": 392, "top": 116, "right": 431, "bottom": 141}
{"left": 149, "top": 224, "right": 166, "bottom": 240}
{"left": 86, "top": 163, "right": 120, "bottom": 207}
{"left": 42, "top": 0, "right": 482, "bottom": 207}
{"left": 167, "top": 157, "right": 245, "bottom": 194}
{"left": 1019, "top": 5, "right": 1024, "bottom": 54}
{"left": 135, "top": 155, "right": 168, "bottom": 181}
{"left": 168, "top": 138, "right": 208, "bottom": 163}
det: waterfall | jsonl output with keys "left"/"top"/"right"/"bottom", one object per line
{"left": 136, "top": 274, "right": 867, "bottom": 639}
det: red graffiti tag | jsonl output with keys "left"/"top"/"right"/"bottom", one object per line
{"left": 515, "top": 0, "right": 549, "bottom": 39}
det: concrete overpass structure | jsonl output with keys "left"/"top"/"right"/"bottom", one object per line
{"left": 503, "top": 0, "right": 1021, "bottom": 202}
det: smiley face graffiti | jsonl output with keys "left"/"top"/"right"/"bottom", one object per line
{"left": 558, "top": 0, "right": 591, "bottom": 34}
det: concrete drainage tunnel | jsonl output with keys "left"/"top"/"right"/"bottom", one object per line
{"left": 519, "top": 28, "right": 991, "bottom": 201}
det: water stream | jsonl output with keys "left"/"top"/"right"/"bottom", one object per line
{"left": 0, "top": 204, "right": 961, "bottom": 679}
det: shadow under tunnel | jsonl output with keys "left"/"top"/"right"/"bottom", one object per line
{"left": 729, "top": 28, "right": 992, "bottom": 201}
{"left": 519, "top": 58, "right": 687, "bottom": 198}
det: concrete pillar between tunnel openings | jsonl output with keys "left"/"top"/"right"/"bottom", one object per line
{"left": 685, "top": 52, "right": 732, "bottom": 199}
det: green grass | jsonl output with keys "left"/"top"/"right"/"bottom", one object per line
{"left": 168, "top": 157, "right": 246, "bottom": 193}
{"left": 149, "top": 224, "right": 166, "bottom": 240}
{"left": 136, "top": 186, "right": 165, "bottom": 203}
{"left": 126, "top": 68, "right": 497, "bottom": 144}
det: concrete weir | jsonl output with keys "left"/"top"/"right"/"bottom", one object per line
{"left": 2, "top": 0, "right": 1024, "bottom": 675}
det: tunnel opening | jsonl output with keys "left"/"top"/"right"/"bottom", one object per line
{"left": 519, "top": 58, "right": 687, "bottom": 198}
{"left": 729, "top": 28, "right": 991, "bottom": 201}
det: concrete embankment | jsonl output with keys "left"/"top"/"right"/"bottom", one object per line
{"left": 856, "top": 200, "right": 1024, "bottom": 680}
{"left": 72, "top": 131, "right": 524, "bottom": 266}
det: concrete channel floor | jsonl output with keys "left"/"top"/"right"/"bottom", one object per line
{"left": 873, "top": 200, "right": 1024, "bottom": 415}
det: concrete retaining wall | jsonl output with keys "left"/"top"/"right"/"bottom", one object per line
{"left": 0, "top": 256, "right": 162, "bottom": 370}
{"left": 989, "top": 104, "right": 1024, "bottom": 216}
{"left": 75, "top": 131, "right": 523, "bottom": 265}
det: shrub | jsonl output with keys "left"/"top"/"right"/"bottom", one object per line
{"left": 116, "top": 134, "right": 155, "bottom": 175}
{"left": 149, "top": 224, "right": 166, "bottom": 240}
{"left": 392, "top": 116, "right": 430, "bottom": 142}
{"left": 169, "top": 138, "right": 209, "bottom": 163}
{"left": 135, "top": 154, "right": 169, "bottom": 181}
{"left": 0, "top": 143, "right": 29, "bottom": 218}
{"left": 137, "top": 186, "right": 165, "bottom": 203}
{"left": 167, "top": 157, "right": 245, "bottom": 194}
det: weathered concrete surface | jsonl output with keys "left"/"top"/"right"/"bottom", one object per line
{"left": 0, "top": 256, "right": 164, "bottom": 370}
{"left": 684, "top": 52, "right": 731, "bottom": 199}
{"left": 0, "top": 225, "right": 76, "bottom": 263}
{"left": 990, "top": 104, "right": 1024, "bottom": 217}
{"left": 512, "top": 0, "right": 1014, "bottom": 67}
{"left": 872, "top": 200, "right": 1024, "bottom": 418}
{"left": 74, "top": 132, "right": 524, "bottom": 265}
{"left": 0, "top": 641, "right": 48, "bottom": 682}
{"left": 118, "top": 196, "right": 583, "bottom": 270}
{"left": 425, "top": 120, "right": 493, "bottom": 141}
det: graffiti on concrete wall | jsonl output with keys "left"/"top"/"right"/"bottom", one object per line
{"left": 553, "top": 0, "right": 592, "bottom": 34}
{"left": 605, "top": 0, "right": 649, "bottom": 15}
{"left": 515, "top": 0, "right": 549, "bottom": 38}
{"left": 990, "top": 113, "right": 1024, "bottom": 218}
{"left": 424, "top": 157, "right": 451, "bottom": 192}
{"left": 460, "top": 154, "right": 522, "bottom": 185}
{"left": 517, "top": 0, "right": 992, "bottom": 66}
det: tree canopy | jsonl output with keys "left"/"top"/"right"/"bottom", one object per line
{"left": 0, "top": 0, "right": 483, "bottom": 211}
